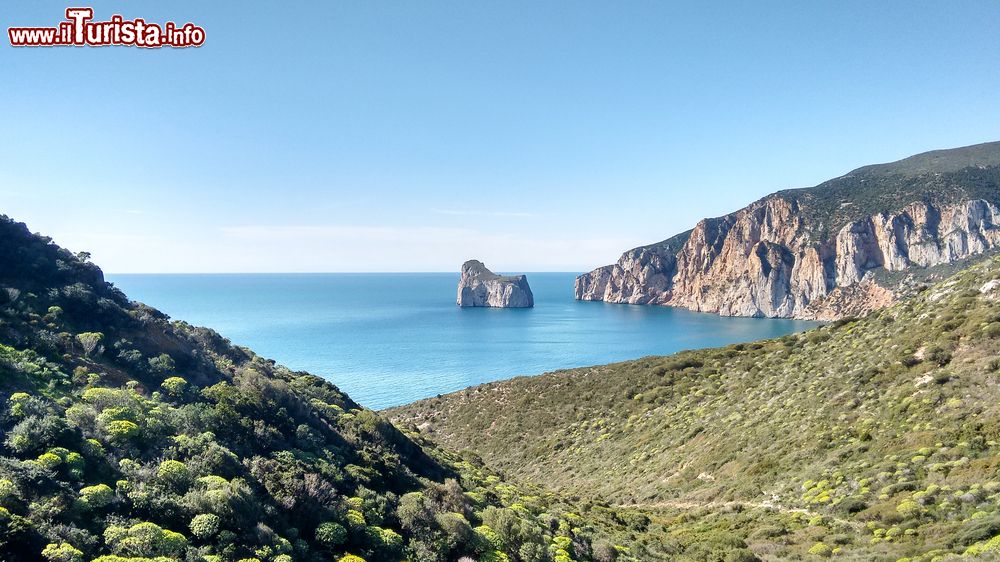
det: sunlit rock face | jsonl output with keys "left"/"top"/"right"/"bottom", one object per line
{"left": 457, "top": 260, "right": 534, "bottom": 308}
{"left": 576, "top": 142, "right": 1000, "bottom": 319}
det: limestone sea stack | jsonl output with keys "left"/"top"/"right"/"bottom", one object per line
{"left": 457, "top": 260, "right": 534, "bottom": 308}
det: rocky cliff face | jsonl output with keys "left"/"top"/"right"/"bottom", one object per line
{"left": 576, "top": 142, "right": 1000, "bottom": 319}
{"left": 457, "top": 260, "right": 534, "bottom": 308}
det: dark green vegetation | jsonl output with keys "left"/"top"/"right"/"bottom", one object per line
{"left": 777, "top": 141, "right": 1000, "bottom": 240}
{"left": 637, "top": 141, "right": 1000, "bottom": 252}
{"left": 0, "top": 215, "right": 652, "bottom": 562}
{"left": 393, "top": 251, "right": 1000, "bottom": 560}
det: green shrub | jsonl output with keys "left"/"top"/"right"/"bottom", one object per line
{"left": 316, "top": 522, "right": 347, "bottom": 548}
{"left": 479, "top": 551, "right": 511, "bottom": 562}
{"left": 837, "top": 497, "right": 867, "bottom": 514}
{"left": 41, "top": 542, "right": 84, "bottom": 562}
{"left": 104, "top": 420, "right": 139, "bottom": 441}
{"left": 75, "top": 332, "right": 103, "bottom": 356}
{"left": 436, "top": 512, "right": 472, "bottom": 550}
{"left": 104, "top": 521, "right": 187, "bottom": 557}
{"left": 147, "top": 353, "right": 176, "bottom": 374}
{"left": 373, "top": 526, "right": 403, "bottom": 553}
{"left": 897, "top": 499, "right": 921, "bottom": 518}
{"left": 79, "top": 484, "right": 114, "bottom": 508}
{"left": 474, "top": 525, "right": 503, "bottom": 552}
{"left": 160, "top": 377, "right": 187, "bottom": 397}
{"left": 925, "top": 345, "right": 952, "bottom": 366}
{"left": 965, "top": 534, "right": 1000, "bottom": 556}
{"left": 807, "top": 542, "right": 833, "bottom": 557}
{"left": 345, "top": 509, "right": 366, "bottom": 528}
{"left": 37, "top": 452, "right": 62, "bottom": 469}
{"left": 724, "top": 551, "right": 761, "bottom": 562}
{"left": 189, "top": 513, "right": 220, "bottom": 540}
{"left": 954, "top": 516, "right": 1000, "bottom": 547}
{"left": 156, "top": 460, "right": 191, "bottom": 489}
{"left": 8, "top": 392, "right": 31, "bottom": 417}
{"left": 64, "top": 452, "right": 85, "bottom": 478}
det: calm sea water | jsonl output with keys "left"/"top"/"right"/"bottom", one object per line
{"left": 107, "top": 273, "right": 817, "bottom": 409}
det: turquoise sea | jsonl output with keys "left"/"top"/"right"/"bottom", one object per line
{"left": 107, "top": 273, "right": 817, "bottom": 409}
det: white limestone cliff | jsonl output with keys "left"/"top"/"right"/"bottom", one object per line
{"left": 457, "top": 260, "right": 534, "bottom": 308}
{"left": 575, "top": 197, "right": 1000, "bottom": 319}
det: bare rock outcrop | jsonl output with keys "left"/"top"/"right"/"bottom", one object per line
{"left": 457, "top": 260, "right": 534, "bottom": 308}
{"left": 576, "top": 141, "right": 1000, "bottom": 319}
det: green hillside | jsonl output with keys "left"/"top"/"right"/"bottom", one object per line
{"left": 0, "top": 215, "right": 662, "bottom": 562}
{"left": 393, "top": 252, "right": 1000, "bottom": 561}
{"left": 636, "top": 141, "right": 1000, "bottom": 249}
{"left": 777, "top": 141, "right": 1000, "bottom": 240}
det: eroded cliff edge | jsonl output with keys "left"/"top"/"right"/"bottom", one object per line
{"left": 576, "top": 141, "right": 1000, "bottom": 319}
{"left": 457, "top": 260, "right": 534, "bottom": 308}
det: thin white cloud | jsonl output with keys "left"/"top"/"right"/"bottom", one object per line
{"left": 201, "top": 224, "right": 633, "bottom": 272}
{"left": 430, "top": 208, "right": 535, "bottom": 218}
{"left": 220, "top": 225, "right": 473, "bottom": 242}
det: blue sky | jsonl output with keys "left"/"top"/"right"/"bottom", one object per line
{"left": 1, "top": 1, "right": 999, "bottom": 272}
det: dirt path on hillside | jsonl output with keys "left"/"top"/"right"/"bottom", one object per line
{"left": 617, "top": 499, "right": 863, "bottom": 530}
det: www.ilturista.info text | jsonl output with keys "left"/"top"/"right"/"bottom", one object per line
{"left": 8, "top": 8, "right": 205, "bottom": 48}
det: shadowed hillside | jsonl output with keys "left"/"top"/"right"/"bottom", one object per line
{"left": 0, "top": 215, "right": 661, "bottom": 562}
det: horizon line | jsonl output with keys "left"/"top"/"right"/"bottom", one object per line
{"left": 105, "top": 270, "right": 590, "bottom": 275}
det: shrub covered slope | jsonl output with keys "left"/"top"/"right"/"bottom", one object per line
{"left": 0, "top": 215, "right": 656, "bottom": 562}
{"left": 393, "top": 253, "right": 1000, "bottom": 560}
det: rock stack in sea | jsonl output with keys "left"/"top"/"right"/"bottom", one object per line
{"left": 457, "top": 260, "right": 534, "bottom": 308}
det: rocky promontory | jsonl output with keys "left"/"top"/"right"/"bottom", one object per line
{"left": 457, "top": 260, "right": 534, "bottom": 308}
{"left": 576, "top": 141, "right": 1000, "bottom": 319}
